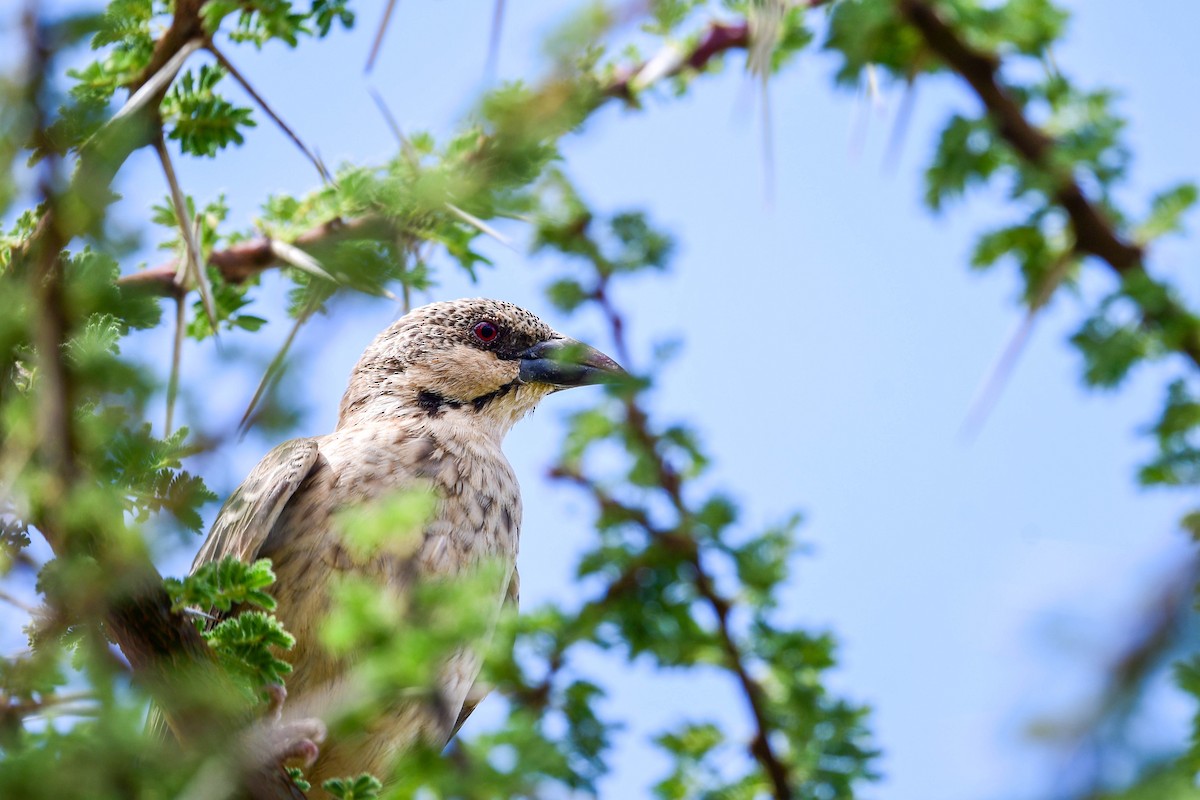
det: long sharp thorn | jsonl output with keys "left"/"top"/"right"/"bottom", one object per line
{"left": 367, "top": 87, "right": 418, "bottom": 163}
{"left": 209, "top": 45, "right": 330, "bottom": 184}
{"left": 166, "top": 294, "right": 184, "bottom": 436}
{"left": 960, "top": 311, "right": 1037, "bottom": 440}
{"left": 484, "top": 0, "right": 506, "bottom": 79}
{"left": 154, "top": 135, "right": 217, "bottom": 336}
{"left": 961, "top": 250, "right": 1076, "bottom": 438}
{"left": 883, "top": 76, "right": 918, "bottom": 174}
{"left": 238, "top": 308, "right": 313, "bottom": 437}
{"left": 760, "top": 73, "right": 775, "bottom": 209}
{"left": 365, "top": 0, "right": 399, "bottom": 73}
{"left": 192, "top": 213, "right": 218, "bottom": 334}
{"left": 445, "top": 202, "right": 516, "bottom": 252}
{"left": 110, "top": 38, "right": 204, "bottom": 125}
{"left": 268, "top": 239, "right": 337, "bottom": 283}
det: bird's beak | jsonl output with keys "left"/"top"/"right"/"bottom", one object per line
{"left": 517, "top": 337, "right": 625, "bottom": 388}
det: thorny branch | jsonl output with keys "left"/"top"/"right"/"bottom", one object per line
{"left": 13, "top": 5, "right": 304, "bottom": 798}
{"left": 604, "top": 20, "right": 750, "bottom": 102}
{"left": 896, "top": 0, "right": 1200, "bottom": 367}
{"left": 1038, "top": 557, "right": 1199, "bottom": 799}
{"left": 118, "top": 216, "right": 392, "bottom": 293}
{"left": 110, "top": 0, "right": 1200, "bottom": 392}
{"left": 553, "top": 279, "right": 797, "bottom": 800}
{"left": 19, "top": 0, "right": 214, "bottom": 739}
{"left": 13, "top": 2, "right": 207, "bottom": 268}
{"left": 118, "top": 15, "right": 771, "bottom": 295}
{"left": 24, "top": 3, "right": 1191, "bottom": 797}
{"left": 23, "top": 6, "right": 75, "bottom": 489}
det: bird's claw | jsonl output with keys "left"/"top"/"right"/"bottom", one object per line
{"left": 243, "top": 685, "right": 327, "bottom": 772}
{"left": 265, "top": 717, "right": 326, "bottom": 768}
{"left": 264, "top": 683, "right": 288, "bottom": 722}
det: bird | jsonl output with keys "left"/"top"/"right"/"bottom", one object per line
{"left": 186, "top": 298, "right": 623, "bottom": 794}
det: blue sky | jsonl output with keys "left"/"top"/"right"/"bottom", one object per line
{"left": 5, "top": 1, "right": 1200, "bottom": 798}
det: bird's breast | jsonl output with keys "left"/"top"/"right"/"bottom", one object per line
{"left": 322, "top": 425, "right": 522, "bottom": 577}
{"left": 268, "top": 426, "right": 521, "bottom": 693}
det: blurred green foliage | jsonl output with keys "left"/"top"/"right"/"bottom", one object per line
{"left": 1, "top": 0, "right": 1198, "bottom": 798}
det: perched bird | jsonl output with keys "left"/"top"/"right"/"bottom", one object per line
{"left": 189, "top": 298, "right": 622, "bottom": 794}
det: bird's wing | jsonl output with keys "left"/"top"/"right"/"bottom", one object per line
{"left": 148, "top": 439, "right": 320, "bottom": 742}
{"left": 448, "top": 565, "right": 519, "bottom": 740}
{"left": 192, "top": 438, "right": 321, "bottom": 570}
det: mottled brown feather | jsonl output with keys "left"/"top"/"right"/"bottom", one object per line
{"left": 193, "top": 438, "right": 321, "bottom": 570}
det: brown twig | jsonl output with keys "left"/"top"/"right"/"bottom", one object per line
{"left": 0, "top": 588, "right": 38, "bottom": 615}
{"left": 121, "top": 14, "right": 786, "bottom": 296}
{"left": 562, "top": 281, "right": 796, "bottom": 800}
{"left": 617, "top": 402, "right": 794, "bottom": 800}
{"left": 129, "top": 0, "right": 207, "bottom": 94}
{"left": 1044, "top": 556, "right": 1200, "bottom": 799}
{"left": 897, "top": 0, "right": 1137, "bottom": 267}
{"left": 896, "top": 0, "right": 1200, "bottom": 367}
{"left": 2, "top": 690, "right": 99, "bottom": 719}
{"left": 117, "top": 215, "right": 392, "bottom": 292}
{"left": 15, "top": 5, "right": 304, "bottom": 796}
{"left": 604, "top": 20, "right": 751, "bottom": 102}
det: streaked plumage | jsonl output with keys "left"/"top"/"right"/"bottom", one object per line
{"left": 190, "top": 299, "right": 621, "bottom": 793}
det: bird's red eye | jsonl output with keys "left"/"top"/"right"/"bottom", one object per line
{"left": 473, "top": 320, "right": 499, "bottom": 343}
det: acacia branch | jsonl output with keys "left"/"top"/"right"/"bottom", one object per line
{"left": 120, "top": 15, "right": 774, "bottom": 295}
{"left": 896, "top": 0, "right": 1200, "bottom": 366}
{"left": 19, "top": 0, "right": 231, "bottom": 746}
{"left": 118, "top": 215, "right": 392, "bottom": 292}
{"left": 621, "top": 389, "right": 793, "bottom": 798}
{"left": 559, "top": 280, "right": 796, "bottom": 800}
{"left": 15, "top": 6, "right": 304, "bottom": 796}
{"left": 555, "top": 463, "right": 794, "bottom": 800}
{"left": 11, "top": 0, "right": 207, "bottom": 274}
{"left": 603, "top": 20, "right": 750, "bottom": 102}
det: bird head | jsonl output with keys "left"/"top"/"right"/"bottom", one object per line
{"left": 337, "top": 298, "right": 624, "bottom": 435}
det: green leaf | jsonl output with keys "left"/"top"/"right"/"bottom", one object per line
{"left": 165, "top": 557, "right": 280, "bottom": 613}
{"left": 231, "top": 314, "right": 268, "bottom": 331}
{"left": 546, "top": 278, "right": 591, "bottom": 312}
{"left": 285, "top": 768, "right": 311, "bottom": 793}
{"left": 321, "top": 774, "right": 382, "bottom": 800}
{"left": 925, "top": 115, "right": 1005, "bottom": 212}
{"left": 334, "top": 487, "right": 438, "bottom": 562}
{"left": 1137, "top": 182, "right": 1199, "bottom": 242}
{"left": 204, "top": 610, "right": 294, "bottom": 686}
{"left": 161, "top": 65, "right": 257, "bottom": 157}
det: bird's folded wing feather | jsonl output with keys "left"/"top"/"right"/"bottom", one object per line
{"left": 449, "top": 565, "right": 519, "bottom": 740}
{"left": 147, "top": 439, "right": 320, "bottom": 741}
{"left": 192, "top": 438, "right": 321, "bottom": 570}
